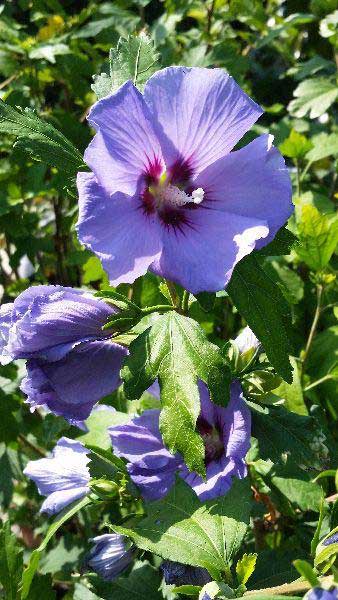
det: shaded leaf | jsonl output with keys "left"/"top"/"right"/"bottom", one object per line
{"left": 91, "top": 560, "right": 162, "bottom": 599}
{"left": 0, "top": 101, "right": 85, "bottom": 173}
{"left": 228, "top": 255, "right": 293, "bottom": 382}
{"left": 0, "top": 521, "right": 23, "bottom": 600}
{"left": 252, "top": 404, "right": 323, "bottom": 469}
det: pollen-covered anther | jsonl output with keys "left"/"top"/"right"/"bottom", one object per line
{"left": 153, "top": 184, "right": 205, "bottom": 209}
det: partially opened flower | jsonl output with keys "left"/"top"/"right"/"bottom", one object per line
{"left": 77, "top": 66, "right": 292, "bottom": 294}
{"left": 86, "top": 534, "right": 134, "bottom": 581}
{"left": 234, "top": 326, "right": 260, "bottom": 355}
{"left": 0, "top": 285, "right": 127, "bottom": 420}
{"left": 109, "top": 381, "right": 251, "bottom": 502}
{"left": 161, "top": 560, "right": 211, "bottom": 586}
{"left": 23, "top": 437, "right": 90, "bottom": 515}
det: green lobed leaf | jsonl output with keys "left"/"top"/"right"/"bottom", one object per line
{"left": 251, "top": 403, "right": 325, "bottom": 469}
{"left": 0, "top": 521, "right": 23, "bottom": 600}
{"left": 122, "top": 311, "right": 231, "bottom": 476}
{"left": 305, "top": 132, "right": 338, "bottom": 163}
{"left": 271, "top": 467, "right": 323, "bottom": 511}
{"left": 273, "top": 356, "right": 307, "bottom": 415}
{"left": 0, "top": 101, "right": 85, "bottom": 173}
{"left": 279, "top": 129, "right": 313, "bottom": 159}
{"left": 288, "top": 77, "right": 338, "bottom": 118}
{"left": 296, "top": 205, "right": 338, "bottom": 271}
{"left": 77, "top": 407, "right": 130, "bottom": 449}
{"left": 228, "top": 254, "right": 293, "bottom": 382}
{"left": 114, "top": 478, "right": 251, "bottom": 578}
{"left": 293, "top": 559, "right": 320, "bottom": 587}
{"left": 107, "top": 32, "right": 160, "bottom": 94}
{"left": 91, "top": 32, "right": 160, "bottom": 99}
{"left": 236, "top": 553, "right": 258, "bottom": 585}
{"left": 91, "top": 72, "right": 113, "bottom": 100}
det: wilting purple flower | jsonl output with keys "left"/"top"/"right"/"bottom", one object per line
{"left": 109, "top": 380, "right": 251, "bottom": 502}
{"left": 77, "top": 67, "right": 292, "bottom": 294}
{"left": 306, "top": 588, "right": 338, "bottom": 600}
{"left": 86, "top": 534, "right": 133, "bottom": 581}
{"left": 23, "top": 437, "right": 90, "bottom": 515}
{"left": 234, "top": 326, "right": 260, "bottom": 354}
{"left": 323, "top": 532, "right": 338, "bottom": 546}
{"left": 161, "top": 560, "right": 211, "bottom": 586}
{"left": 0, "top": 285, "right": 127, "bottom": 420}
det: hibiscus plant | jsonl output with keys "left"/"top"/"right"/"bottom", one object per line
{"left": 0, "top": 2, "right": 337, "bottom": 600}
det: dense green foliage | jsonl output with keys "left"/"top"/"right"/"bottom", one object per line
{"left": 0, "top": 0, "right": 337, "bottom": 598}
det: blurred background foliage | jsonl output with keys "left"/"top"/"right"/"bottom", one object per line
{"left": 0, "top": 0, "right": 337, "bottom": 598}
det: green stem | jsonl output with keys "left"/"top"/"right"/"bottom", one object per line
{"left": 164, "top": 278, "right": 180, "bottom": 308}
{"left": 18, "top": 434, "right": 45, "bottom": 457}
{"left": 302, "top": 284, "right": 323, "bottom": 377}
{"left": 141, "top": 304, "right": 173, "bottom": 315}
{"left": 181, "top": 290, "right": 189, "bottom": 314}
{"left": 244, "top": 575, "right": 333, "bottom": 597}
{"left": 304, "top": 374, "right": 334, "bottom": 392}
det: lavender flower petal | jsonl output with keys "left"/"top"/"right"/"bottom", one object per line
{"left": 77, "top": 172, "right": 162, "bottom": 286}
{"left": 85, "top": 81, "right": 164, "bottom": 197}
{"left": 4, "top": 285, "right": 115, "bottom": 361}
{"left": 23, "top": 437, "right": 90, "bottom": 515}
{"left": 144, "top": 66, "right": 263, "bottom": 177}
{"left": 234, "top": 326, "right": 260, "bottom": 354}
{"left": 150, "top": 207, "right": 268, "bottom": 294}
{"left": 22, "top": 340, "right": 127, "bottom": 421}
{"left": 194, "top": 134, "right": 293, "bottom": 249}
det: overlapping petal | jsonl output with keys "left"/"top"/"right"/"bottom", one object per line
{"left": 109, "top": 408, "right": 180, "bottom": 501}
{"left": 150, "top": 207, "right": 268, "bottom": 294}
{"left": 77, "top": 172, "right": 162, "bottom": 286}
{"left": 22, "top": 340, "right": 127, "bottom": 421}
{"left": 5, "top": 285, "right": 115, "bottom": 361}
{"left": 85, "top": 81, "right": 164, "bottom": 196}
{"left": 87, "top": 534, "right": 134, "bottom": 581}
{"left": 143, "top": 66, "right": 263, "bottom": 176}
{"left": 194, "top": 134, "right": 293, "bottom": 248}
{"left": 180, "top": 381, "right": 251, "bottom": 501}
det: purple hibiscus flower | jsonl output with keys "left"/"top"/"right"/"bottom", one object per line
{"left": 306, "top": 588, "right": 338, "bottom": 600}
{"left": 109, "top": 380, "right": 251, "bottom": 502}
{"left": 77, "top": 66, "right": 292, "bottom": 295}
{"left": 0, "top": 285, "right": 127, "bottom": 420}
{"left": 86, "top": 534, "right": 134, "bottom": 581}
{"left": 23, "top": 437, "right": 90, "bottom": 515}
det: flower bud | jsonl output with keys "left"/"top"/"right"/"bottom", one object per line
{"left": 89, "top": 479, "right": 119, "bottom": 500}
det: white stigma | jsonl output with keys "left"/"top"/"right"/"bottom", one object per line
{"left": 155, "top": 184, "right": 205, "bottom": 208}
{"left": 191, "top": 188, "right": 204, "bottom": 204}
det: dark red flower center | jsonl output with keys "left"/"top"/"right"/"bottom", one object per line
{"left": 141, "top": 158, "right": 204, "bottom": 230}
{"left": 197, "top": 417, "right": 224, "bottom": 464}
